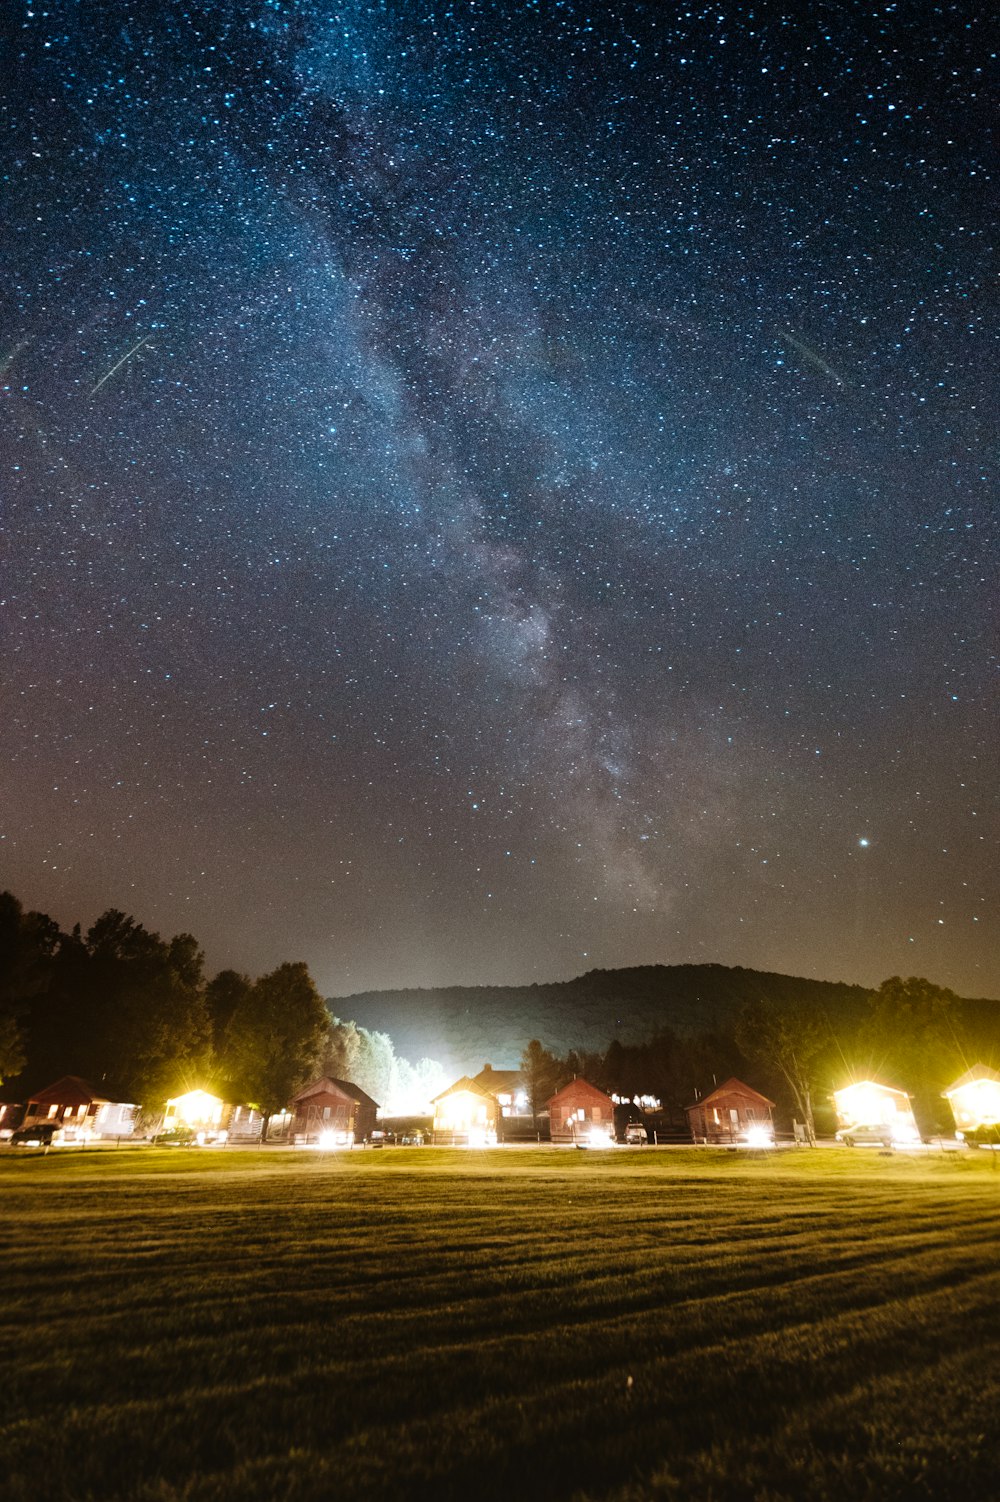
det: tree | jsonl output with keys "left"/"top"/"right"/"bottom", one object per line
{"left": 520, "top": 1039, "right": 564, "bottom": 1122}
{"left": 224, "top": 963, "right": 328, "bottom": 1138}
{"left": 861, "top": 976, "right": 968, "bottom": 1133}
{"left": 734, "top": 999, "right": 830, "bottom": 1144}
{"left": 0, "top": 891, "right": 61, "bottom": 1083}
{"left": 385, "top": 1054, "right": 449, "bottom": 1116}
{"left": 0, "top": 1010, "right": 25, "bottom": 1085}
{"left": 206, "top": 969, "right": 254, "bottom": 1088}
{"left": 319, "top": 1016, "right": 364, "bottom": 1084}
{"left": 319, "top": 1017, "right": 397, "bottom": 1108}
{"left": 79, "top": 911, "right": 212, "bottom": 1105}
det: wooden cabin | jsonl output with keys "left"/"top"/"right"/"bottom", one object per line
{"left": 547, "top": 1078, "right": 615, "bottom": 1145}
{"left": 289, "top": 1077, "right": 378, "bottom": 1146}
{"left": 22, "top": 1076, "right": 136, "bottom": 1141}
{"left": 686, "top": 1078, "right": 775, "bottom": 1145}
{"left": 833, "top": 1079, "right": 920, "bottom": 1145}
{"left": 942, "top": 1065, "right": 1000, "bottom": 1137}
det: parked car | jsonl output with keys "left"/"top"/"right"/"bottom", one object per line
{"left": 835, "top": 1126, "right": 892, "bottom": 1147}
{"left": 624, "top": 1123, "right": 648, "bottom": 1145}
{"left": 152, "top": 1126, "right": 198, "bottom": 1147}
{"left": 10, "top": 1122, "right": 59, "bottom": 1148}
{"left": 400, "top": 1131, "right": 424, "bottom": 1146}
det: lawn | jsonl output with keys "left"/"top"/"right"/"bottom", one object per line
{"left": 1, "top": 1145, "right": 998, "bottom": 1501}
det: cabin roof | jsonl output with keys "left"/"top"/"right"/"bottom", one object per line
{"left": 688, "top": 1076, "right": 776, "bottom": 1111}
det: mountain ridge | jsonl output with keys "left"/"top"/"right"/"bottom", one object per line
{"left": 329, "top": 962, "right": 877, "bottom": 1076}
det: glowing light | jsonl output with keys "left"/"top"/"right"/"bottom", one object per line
{"left": 943, "top": 1072, "right": 1000, "bottom": 1132}
{"left": 434, "top": 1089, "right": 492, "bottom": 1140}
{"left": 164, "top": 1089, "right": 224, "bottom": 1129}
{"left": 744, "top": 1125, "right": 773, "bottom": 1148}
{"left": 834, "top": 1079, "right": 919, "bottom": 1145}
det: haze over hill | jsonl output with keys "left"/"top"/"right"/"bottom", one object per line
{"left": 330, "top": 964, "right": 875, "bottom": 1078}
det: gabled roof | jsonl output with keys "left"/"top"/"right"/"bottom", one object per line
{"left": 943, "top": 1064, "right": 1000, "bottom": 1096}
{"left": 432, "top": 1074, "right": 497, "bottom": 1105}
{"left": 27, "top": 1075, "right": 113, "bottom": 1108}
{"left": 547, "top": 1078, "right": 613, "bottom": 1108}
{"left": 471, "top": 1066, "right": 522, "bottom": 1097}
{"left": 689, "top": 1077, "right": 775, "bottom": 1111}
{"left": 290, "top": 1076, "right": 379, "bottom": 1110}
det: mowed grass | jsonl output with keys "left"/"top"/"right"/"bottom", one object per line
{"left": 2, "top": 1147, "right": 999, "bottom": 1501}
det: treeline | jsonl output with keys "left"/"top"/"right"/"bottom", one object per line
{"left": 0, "top": 891, "right": 444, "bottom": 1124}
{"left": 518, "top": 977, "right": 993, "bottom": 1138}
{"left": 3, "top": 888, "right": 993, "bottom": 1137}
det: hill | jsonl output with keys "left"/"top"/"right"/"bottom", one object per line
{"left": 329, "top": 963, "right": 874, "bottom": 1076}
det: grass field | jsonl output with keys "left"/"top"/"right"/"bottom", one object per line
{"left": 2, "top": 1145, "right": 999, "bottom": 1501}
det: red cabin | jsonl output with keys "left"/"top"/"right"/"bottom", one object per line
{"left": 289, "top": 1077, "right": 379, "bottom": 1146}
{"left": 686, "top": 1078, "right": 775, "bottom": 1145}
{"left": 547, "top": 1078, "right": 615, "bottom": 1145}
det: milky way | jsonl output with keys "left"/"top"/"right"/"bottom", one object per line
{"left": 2, "top": 1, "right": 995, "bottom": 996}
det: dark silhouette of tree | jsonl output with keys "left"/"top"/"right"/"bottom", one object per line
{"left": 0, "top": 891, "right": 62, "bottom": 1084}
{"left": 861, "top": 976, "right": 968, "bottom": 1133}
{"left": 206, "top": 969, "right": 254, "bottom": 1095}
{"left": 734, "top": 999, "right": 830, "bottom": 1144}
{"left": 223, "top": 962, "right": 328, "bottom": 1137}
{"left": 79, "top": 911, "right": 212, "bottom": 1105}
{"left": 520, "top": 1038, "right": 564, "bottom": 1121}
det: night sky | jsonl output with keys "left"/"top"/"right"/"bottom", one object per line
{"left": 2, "top": 1, "right": 995, "bottom": 999}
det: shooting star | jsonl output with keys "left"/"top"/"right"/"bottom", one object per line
{"left": 91, "top": 333, "right": 155, "bottom": 395}
{"left": 780, "top": 328, "right": 849, "bottom": 390}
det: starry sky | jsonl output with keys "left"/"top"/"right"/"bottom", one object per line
{"left": 2, "top": 1, "right": 996, "bottom": 999}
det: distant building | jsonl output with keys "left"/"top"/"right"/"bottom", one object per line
{"left": 686, "top": 1078, "right": 775, "bottom": 1145}
{"left": 21, "top": 1076, "right": 136, "bottom": 1141}
{"left": 161, "top": 1089, "right": 229, "bottom": 1142}
{"left": 288, "top": 1077, "right": 379, "bottom": 1146}
{"left": 547, "top": 1078, "right": 615, "bottom": 1145}
{"left": 0, "top": 1099, "right": 26, "bottom": 1138}
{"left": 432, "top": 1064, "right": 531, "bottom": 1143}
{"left": 942, "top": 1065, "right": 1000, "bottom": 1138}
{"left": 833, "top": 1079, "right": 920, "bottom": 1145}
{"left": 226, "top": 1104, "right": 270, "bottom": 1141}
{"left": 432, "top": 1075, "right": 500, "bottom": 1144}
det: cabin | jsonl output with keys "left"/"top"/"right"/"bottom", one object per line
{"left": 161, "top": 1088, "right": 229, "bottom": 1142}
{"left": 21, "top": 1076, "right": 136, "bottom": 1142}
{"left": 833, "top": 1079, "right": 920, "bottom": 1145}
{"left": 0, "top": 1100, "right": 26, "bottom": 1138}
{"left": 288, "top": 1077, "right": 379, "bottom": 1146}
{"left": 432, "top": 1076, "right": 500, "bottom": 1144}
{"left": 432, "top": 1064, "right": 531, "bottom": 1143}
{"left": 942, "top": 1065, "right": 1000, "bottom": 1139}
{"left": 686, "top": 1078, "right": 775, "bottom": 1145}
{"left": 225, "top": 1103, "right": 271, "bottom": 1141}
{"left": 547, "top": 1078, "right": 615, "bottom": 1145}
